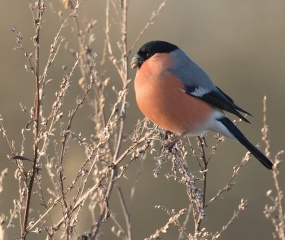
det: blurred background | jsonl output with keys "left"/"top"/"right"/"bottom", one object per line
{"left": 0, "top": 0, "right": 284, "bottom": 239}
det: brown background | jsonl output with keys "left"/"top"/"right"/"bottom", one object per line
{"left": 0, "top": 1, "right": 284, "bottom": 239}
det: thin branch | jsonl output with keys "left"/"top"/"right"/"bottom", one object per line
{"left": 117, "top": 181, "right": 132, "bottom": 240}
{"left": 129, "top": 1, "right": 166, "bottom": 53}
{"left": 27, "top": 129, "right": 155, "bottom": 231}
{"left": 195, "top": 137, "right": 208, "bottom": 233}
{"left": 212, "top": 199, "right": 248, "bottom": 239}
{"left": 21, "top": 2, "right": 45, "bottom": 239}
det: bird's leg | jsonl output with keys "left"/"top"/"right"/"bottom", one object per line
{"left": 161, "top": 130, "right": 173, "bottom": 140}
{"left": 165, "top": 131, "right": 187, "bottom": 151}
{"left": 198, "top": 136, "right": 208, "bottom": 147}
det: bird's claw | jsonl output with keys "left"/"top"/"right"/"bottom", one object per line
{"left": 163, "top": 140, "right": 177, "bottom": 152}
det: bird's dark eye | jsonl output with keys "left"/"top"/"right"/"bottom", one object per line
{"left": 145, "top": 52, "right": 153, "bottom": 59}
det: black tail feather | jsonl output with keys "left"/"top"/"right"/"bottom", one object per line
{"left": 218, "top": 117, "right": 273, "bottom": 170}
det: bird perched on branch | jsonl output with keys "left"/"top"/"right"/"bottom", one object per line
{"left": 131, "top": 40, "right": 273, "bottom": 170}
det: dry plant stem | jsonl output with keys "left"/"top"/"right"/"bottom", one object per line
{"left": 89, "top": 0, "right": 115, "bottom": 236}
{"left": 212, "top": 199, "right": 248, "bottom": 239}
{"left": 195, "top": 137, "right": 208, "bottom": 233}
{"left": 0, "top": 121, "right": 14, "bottom": 156}
{"left": 57, "top": 60, "right": 88, "bottom": 238}
{"left": 206, "top": 151, "right": 250, "bottom": 208}
{"left": 116, "top": 181, "right": 132, "bottom": 239}
{"left": 91, "top": 0, "right": 129, "bottom": 238}
{"left": 262, "top": 96, "right": 271, "bottom": 158}
{"left": 112, "top": 0, "right": 128, "bottom": 163}
{"left": 53, "top": 84, "right": 130, "bottom": 232}
{"left": 105, "top": 0, "right": 123, "bottom": 80}
{"left": 0, "top": 120, "right": 20, "bottom": 177}
{"left": 129, "top": 1, "right": 166, "bottom": 52}
{"left": 55, "top": 130, "right": 154, "bottom": 232}
{"left": 178, "top": 204, "right": 192, "bottom": 240}
{"left": 147, "top": 206, "right": 187, "bottom": 240}
{"left": 110, "top": 1, "right": 130, "bottom": 235}
{"left": 27, "top": 129, "right": 155, "bottom": 232}
{"left": 41, "top": 5, "right": 77, "bottom": 85}
{"left": 272, "top": 165, "right": 285, "bottom": 239}
{"left": 67, "top": 2, "right": 90, "bottom": 84}
{"left": 263, "top": 97, "right": 284, "bottom": 239}
{"left": 21, "top": 2, "right": 43, "bottom": 239}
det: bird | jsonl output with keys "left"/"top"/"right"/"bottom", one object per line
{"left": 131, "top": 40, "right": 273, "bottom": 170}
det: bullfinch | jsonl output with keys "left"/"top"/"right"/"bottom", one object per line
{"left": 131, "top": 40, "right": 273, "bottom": 170}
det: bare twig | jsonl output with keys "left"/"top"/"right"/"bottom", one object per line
{"left": 129, "top": 1, "right": 166, "bottom": 53}
{"left": 146, "top": 206, "right": 187, "bottom": 240}
{"left": 195, "top": 137, "right": 208, "bottom": 233}
{"left": 21, "top": 2, "right": 45, "bottom": 239}
{"left": 263, "top": 96, "right": 284, "bottom": 240}
{"left": 212, "top": 199, "right": 248, "bottom": 239}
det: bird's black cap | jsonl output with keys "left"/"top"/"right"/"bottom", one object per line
{"left": 133, "top": 41, "right": 178, "bottom": 68}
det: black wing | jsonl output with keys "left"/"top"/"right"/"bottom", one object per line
{"left": 184, "top": 85, "right": 251, "bottom": 123}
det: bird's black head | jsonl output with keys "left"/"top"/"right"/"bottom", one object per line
{"left": 131, "top": 40, "right": 178, "bottom": 69}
